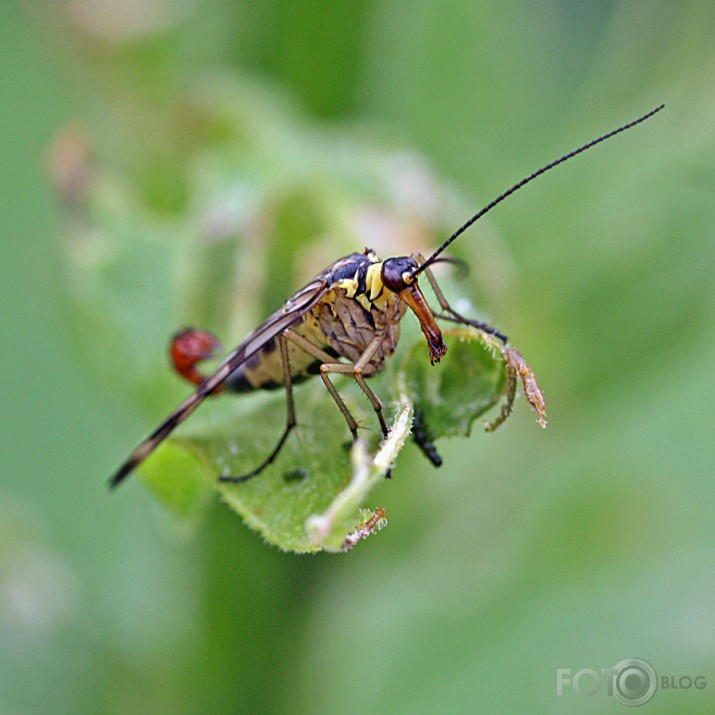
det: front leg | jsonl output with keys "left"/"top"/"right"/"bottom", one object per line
{"left": 411, "top": 252, "right": 546, "bottom": 430}
{"left": 411, "top": 252, "right": 508, "bottom": 343}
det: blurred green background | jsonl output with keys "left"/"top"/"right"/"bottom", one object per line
{"left": 2, "top": 1, "right": 715, "bottom": 713}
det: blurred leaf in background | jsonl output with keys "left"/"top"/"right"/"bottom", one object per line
{"left": 2, "top": 1, "right": 715, "bottom": 714}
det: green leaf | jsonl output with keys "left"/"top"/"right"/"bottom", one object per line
{"left": 137, "top": 326, "right": 512, "bottom": 553}
{"left": 401, "top": 326, "right": 506, "bottom": 439}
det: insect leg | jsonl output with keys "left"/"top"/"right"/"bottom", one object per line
{"left": 281, "top": 330, "right": 359, "bottom": 438}
{"left": 411, "top": 252, "right": 547, "bottom": 430}
{"left": 283, "top": 330, "right": 389, "bottom": 440}
{"left": 219, "top": 333, "right": 297, "bottom": 483}
{"left": 320, "top": 333, "right": 389, "bottom": 437}
{"left": 411, "top": 252, "right": 508, "bottom": 343}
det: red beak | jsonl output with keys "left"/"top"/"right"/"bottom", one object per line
{"left": 398, "top": 284, "right": 447, "bottom": 364}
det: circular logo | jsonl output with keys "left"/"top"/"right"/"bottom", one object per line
{"left": 612, "top": 658, "right": 657, "bottom": 706}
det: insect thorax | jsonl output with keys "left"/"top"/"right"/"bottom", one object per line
{"left": 312, "top": 250, "right": 407, "bottom": 369}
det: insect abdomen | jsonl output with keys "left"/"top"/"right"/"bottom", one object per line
{"left": 224, "top": 313, "right": 335, "bottom": 392}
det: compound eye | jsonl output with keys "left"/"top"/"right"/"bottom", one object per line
{"left": 381, "top": 257, "right": 418, "bottom": 292}
{"left": 381, "top": 259, "right": 406, "bottom": 292}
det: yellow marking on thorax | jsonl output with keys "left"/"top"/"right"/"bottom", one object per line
{"left": 334, "top": 269, "right": 360, "bottom": 298}
{"left": 359, "top": 262, "right": 394, "bottom": 312}
{"left": 333, "top": 261, "right": 397, "bottom": 313}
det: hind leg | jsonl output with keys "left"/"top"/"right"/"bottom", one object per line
{"left": 219, "top": 333, "right": 298, "bottom": 483}
{"left": 411, "top": 252, "right": 508, "bottom": 343}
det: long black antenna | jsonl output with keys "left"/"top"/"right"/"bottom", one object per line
{"left": 412, "top": 103, "right": 665, "bottom": 278}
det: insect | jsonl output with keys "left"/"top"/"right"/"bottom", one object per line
{"left": 109, "top": 104, "right": 664, "bottom": 488}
